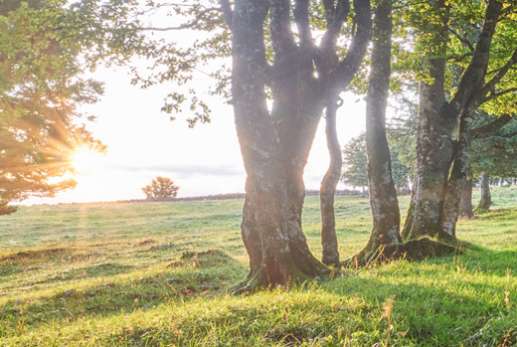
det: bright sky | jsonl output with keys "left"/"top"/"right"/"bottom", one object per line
{"left": 30, "top": 62, "right": 366, "bottom": 204}
{"left": 29, "top": 14, "right": 368, "bottom": 204}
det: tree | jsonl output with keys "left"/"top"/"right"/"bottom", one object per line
{"left": 402, "top": 0, "right": 516, "bottom": 241}
{"left": 342, "top": 133, "right": 410, "bottom": 194}
{"left": 0, "top": 1, "right": 108, "bottom": 215}
{"left": 142, "top": 177, "right": 179, "bottom": 201}
{"left": 96, "top": 0, "right": 371, "bottom": 288}
{"left": 229, "top": 0, "right": 372, "bottom": 290}
{"left": 347, "top": 0, "right": 402, "bottom": 266}
{"left": 341, "top": 135, "right": 369, "bottom": 191}
{"left": 470, "top": 114, "right": 517, "bottom": 211}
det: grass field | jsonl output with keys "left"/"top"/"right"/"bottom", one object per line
{"left": 1, "top": 187, "right": 516, "bottom": 346}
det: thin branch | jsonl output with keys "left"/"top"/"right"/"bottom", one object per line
{"left": 138, "top": 6, "right": 222, "bottom": 31}
{"left": 448, "top": 0, "right": 502, "bottom": 113}
{"left": 448, "top": 27, "right": 474, "bottom": 52}
{"left": 482, "top": 87, "right": 517, "bottom": 103}
{"left": 479, "top": 48, "right": 517, "bottom": 101}
{"left": 219, "top": 0, "right": 233, "bottom": 29}
{"left": 471, "top": 114, "right": 512, "bottom": 138}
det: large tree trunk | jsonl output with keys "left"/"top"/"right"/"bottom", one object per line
{"left": 232, "top": 1, "right": 328, "bottom": 290}
{"left": 230, "top": 0, "right": 372, "bottom": 289}
{"left": 478, "top": 172, "right": 492, "bottom": 211}
{"left": 403, "top": 0, "right": 502, "bottom": 241}
{"left": 440, "top": 115, "right": 471, "bottom": 239}
{"left": 320, "top": 96, "right": 342, "bottom": 267}
{"left": 346, "top": 0, "right": 401, "bottom": 267}
{"left": 404, "top": 0, "right": 453, "bottom": 240}
{"left": 405, "top": 83, "right": 455, "bottom": 240}
{"left": 460, "top": 179, "right": 474, "bottom": 218}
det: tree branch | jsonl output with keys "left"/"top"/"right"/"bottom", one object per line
{"left": 219, "top": 0, "right": 233, "bottom": 29}
{"left": 482, "top": 87, "right": 517, "bottom": 103}
{"left": 479, "top": 48, "right": 517, "bottom": 102}
{"left": 448, "top": 0, "right": 502, "bottom": 114}
{"left": 294, "top": 0, "right": 313, "bottom": 48}
{"left": 327, "top": 0, "right": 371, "bottom": 92}
{"left": 320, "top": 0, "right": 350, "bottom": 53}
{"left": 471, "top": 114, "right": 513, "bottom": 138}
{"left": 448, "top": 27, "right": 474, "bottom": 52}
{"left": 138, "top": 6, "right": 222, "bottom": 31}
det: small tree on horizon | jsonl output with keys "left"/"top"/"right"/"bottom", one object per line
{"left": 142, "top": 177, "right": 179, "bottom": 201}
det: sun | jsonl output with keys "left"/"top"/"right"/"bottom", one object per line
{"left": 71, "top": 146, "right": 104, "bottom": 175}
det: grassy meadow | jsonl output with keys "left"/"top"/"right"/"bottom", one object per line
{"left": 0, "top": 187, "right": 517, "bottom": 346}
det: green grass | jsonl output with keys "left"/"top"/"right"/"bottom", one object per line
{"left": 0, "top": 187, "right": 516, "bottom": 346}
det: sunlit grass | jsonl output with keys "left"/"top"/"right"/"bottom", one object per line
{"left": 0, "top": 187, "right": 516, "bottom": 346}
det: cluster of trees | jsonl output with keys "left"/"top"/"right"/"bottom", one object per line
{"left": 1, "top": 1, "right": 515, "bottom": 290}
{"left": 341, "top": 112, "right": 517, "bottom": 213}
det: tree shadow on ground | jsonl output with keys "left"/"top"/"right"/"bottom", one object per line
{"left": 102, "top": 276, "right": 515, "bottom": 347}
{"left": 0, "top": 249, "right": 245, "bottom": 336}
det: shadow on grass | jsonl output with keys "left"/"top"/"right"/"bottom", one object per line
{"left": 100, "top": 275, "right": 515, "bottom": 347}
{"left": 0, "top": 250, "right": 245, "bottom": 337}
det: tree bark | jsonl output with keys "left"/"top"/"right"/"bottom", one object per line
{"left": 440, "top": 114, "right": 471, "bottom": 238}
{"left": 478, "top": 172, "right": 492, "bottom": 211}
{"left": 441, "top": 150, "right": 465, "bottom": 238}
{"left": 401, "top": 185, "right": 416, "bottom": 240}
{"left": 346, "top": 0, "right": 401, "bottom": 266}
{"left": 320, "top": 96, "right": 342, "bottom": 267}
{"left": 403, "top": 0, "right": 503, "bottom": 241}
{"left": 459, "top": 179, "right": 474, "bottom": 218}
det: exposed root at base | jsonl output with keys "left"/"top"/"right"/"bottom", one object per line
{"left": 231, "top": 265, "right": 331, "bottom": 295}
{"left": 342, "top": 237, "right": 465, "bottom": 269}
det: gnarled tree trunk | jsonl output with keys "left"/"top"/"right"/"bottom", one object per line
{"left": 231, "top": 0, "right": 372, "bottom": 290}
{"left": 232, "top": 1, "right": 327, "bottom": 290}
{"left": 403, "top": 0, "right": 502, "bottom": 241}
{"left": 320, "top": 96, "right": 342, "bottom": 267}
{"left": 478, "top": 172, "right": 491, "bottom": 211}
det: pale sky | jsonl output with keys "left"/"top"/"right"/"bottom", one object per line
{"left": 29, "top": 12, "right": 369, "bottom": 204}
{"left": 29, "top": 62, "right": 366, "bottom": 204}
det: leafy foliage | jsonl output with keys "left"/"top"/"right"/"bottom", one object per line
{"left": 342, "top": 135, "right": 369, "bottom": 189}
{"left": 0, "top": 0, "right": 144, "bottom": 214}
{"left": 470, "top": 115, "right": 517, "bottom": 178}
{"left": 342, "top": 133, "right": 411, "bottom": 191}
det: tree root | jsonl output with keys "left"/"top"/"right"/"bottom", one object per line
{"left": 231, "top": 261, "right": 331, "bottom": 295}
{"left": 342, "top": 237, "right": 464, "bottom": 269}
